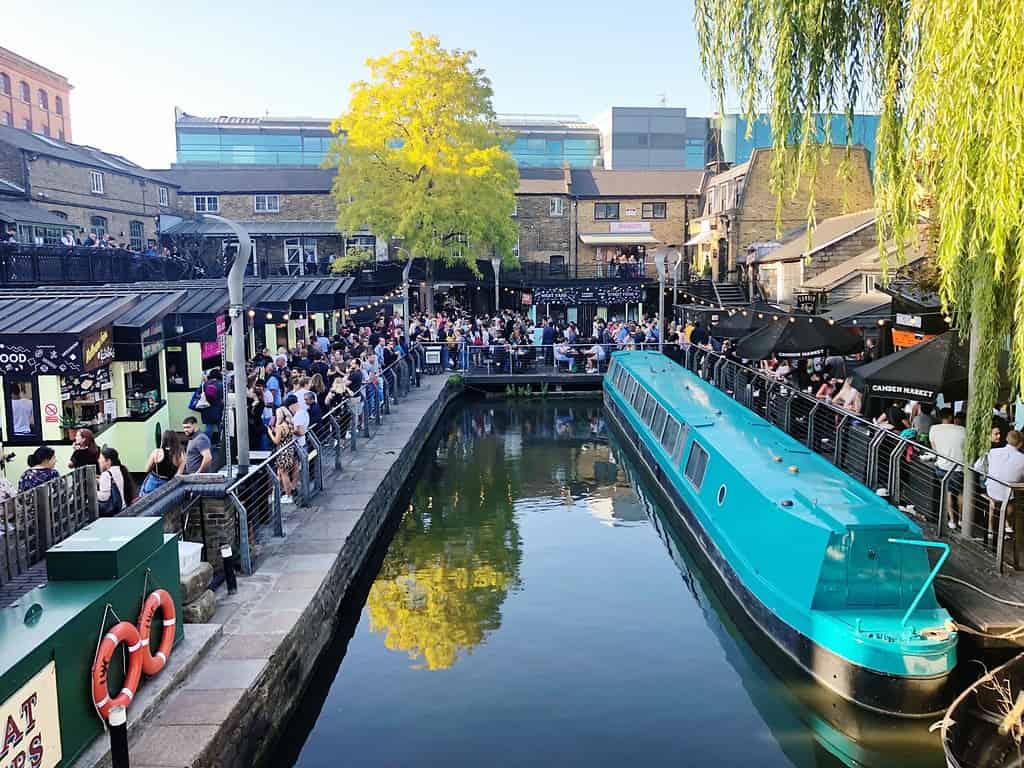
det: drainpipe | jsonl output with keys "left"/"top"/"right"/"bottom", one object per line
{"left": 204, "top": 215, "right": 252, "bottom": 475}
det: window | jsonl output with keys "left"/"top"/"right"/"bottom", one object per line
{"left": 48, "top": 210, "right": 67, "bottom": 220}
{"left": 549, "top": 197, "right": 564, "bottom": 217}
{"left": 22, "top": 118, "right": 31, "bottom": 132}
{"left": 0, "top": 112, "right": 10, "bottom": 127}
{"left": 706, "top": 188, "right": 715, "bottom": 215}
{"left": 89, "top": 170, "right": 104, "bottom": 194}
{"left": 594, "top": 202, "right": 620, "bottom": 220}
{"left": 0, "top": 73, "right": 8, "bottom": 95}
{"left": 19, "top": 81, "right": 30, "bottom": 102}
{"left": 632, "top": 387, "right": 646, "bottom": 412}
{"left": 90, "top": 215, "right": 107, "bottom": 237}
{"left": 55, "top": 96, "right": 63, "bottom": 116}
{"left": 5, "top": 379, "right": 40, "bottom": 442}
{"left": 642, "top": 202, "right": 667, "bottom": 219}
{"left": 38, "top": 89, "right": 48, "bottom": 110}
{"left": 32, "top": 226, "right": 61, "bottom": 245}
{"left": 42, "top": 124, "right": 50, "bottom": 137}
{"left": 651, "top": 406, "right": 668, "bottom": 440}
{"left": 549, "top": 254, "right": 566, "bottom": 276}
{"left": 194, "top": 195, "right": 219, "bottom": 213}
{"left": 661, "top": 418, "right": 681, "bottom": 454}
{"left": 674, "top": 423, "right": 690, "bottom": 463}
{"left": 641, "top": 393, "right": 657, "bottom": 426}
{"left": 285, "top": 237, "right": 319, "bottom": 275}
{"left": 684, "top": 442, "right": 710, "bottom": 490}
{"left": 158, "top": 186, "right": 169, "bottom": 207}
{"left": 254, "top": 194, "right": 280, "bottom": 213}
{"left": 129, "top": 221, "right": 144, "bottom": 251}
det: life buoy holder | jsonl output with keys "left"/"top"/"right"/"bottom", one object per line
{"left": 91, "top": 621, "right": 144, "bottom": 721}
{"left": 137, "top": 588, "right": 176, "bottom": 676}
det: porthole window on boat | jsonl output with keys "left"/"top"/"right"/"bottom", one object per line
{"left": 717, "top": 484, "right": 727, "bottom": 506}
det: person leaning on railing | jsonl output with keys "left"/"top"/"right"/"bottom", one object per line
{"left": 974, "top": 429, "right": 1024, "bottom": 562}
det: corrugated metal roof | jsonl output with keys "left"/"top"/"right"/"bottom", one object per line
{"left": 751, "top": 210, "right": 877, "bottom": 265}
{"left": 0, "top": 199, "right": 78, "bottom": 228}
{"left": 114, "top": 291, "right": 186, "bottom": 327}
{"left": 0, "top": 294, "right": 135, "bottom": 334}
{"left": 570, "top": 169, "right": 705, "bottom": 197}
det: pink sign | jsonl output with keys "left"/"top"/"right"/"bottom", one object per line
{"left": 608, "top": 221, "right": 652, "bottom": 233}
{"left": 201, "top": 341, "right": 221, "bottom": 360}
{"left": 215, "top": 314, "right": 227, "bottom": 337}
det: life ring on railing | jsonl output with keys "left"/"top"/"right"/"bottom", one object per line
{"left": 91, "top": 621, "right": 144, "bottom": 720}
{"left": 137, "top": 588, "right": 175, "bottom": 676}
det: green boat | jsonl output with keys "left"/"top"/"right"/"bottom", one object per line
{"left": 604, "top": 351, "right": 958, "bottom": 717}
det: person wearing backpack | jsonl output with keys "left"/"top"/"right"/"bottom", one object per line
{"left": 97, "top": 447, "right": 137, "bottom": 515}
{"left": 200, "top": 369, "right": 224, "bottom": 442}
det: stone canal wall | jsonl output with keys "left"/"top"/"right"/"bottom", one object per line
{"left": 99, "top": 377, "right": 461, "bottom": 768}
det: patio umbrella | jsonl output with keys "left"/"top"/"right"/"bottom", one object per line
{"left": 852, "top": 331, "right": 1009, "bottom": 403}
{"left": 709, "top": 303, "right": 795, "bottom": 339}
{"left": 736, "top": 315, "right": 863, "bottom": 360}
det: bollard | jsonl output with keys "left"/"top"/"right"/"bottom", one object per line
{"left": 220, "top": 544, "right": 238, "bottom": 594}
{"left": 109, "top": 704, "right": 130, "bottom": 768}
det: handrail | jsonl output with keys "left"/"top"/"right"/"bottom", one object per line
{"left": 886, "top": 538, "right": 950, "bottom": 627}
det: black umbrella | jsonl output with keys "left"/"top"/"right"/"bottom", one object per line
{"left": 709, "top": 303, "right": 797, "bottom": 339}
{"left": 852, "top": 331, "right": 1009, "bottom": 403}
{"left": 736, "top": 316, "right": 863, "bottom": 360}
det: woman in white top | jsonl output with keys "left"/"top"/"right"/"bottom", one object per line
{"left": 832, "top": 377, "right": 863, "bottom": 415}
{"left": 97, "top": 447, "right": 137, "bottom": 515}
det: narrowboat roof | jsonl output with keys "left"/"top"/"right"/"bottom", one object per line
{"left": 612, "top": 351, "right": 913, "bottom": 533}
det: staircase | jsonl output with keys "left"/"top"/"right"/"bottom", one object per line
{"left": 686, "top": 279, "right": 749, "bottom": 307}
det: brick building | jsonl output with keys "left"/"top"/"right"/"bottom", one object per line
{"left": 513, "top": 167, "right": 572, "bottom": 273}
{"left": 688, "top": 146, "right": 875, "bottom": 281}
{"left": 0, "top": 46, "right": 72, "bottom": 140}
{"left": 0, "top": 125, "right": 178, "bottom": 247}
{"left": 571, "top": 169, "right": 704, "bottom": 277}
{"left": 160, "top": 166, "right": 381, "bottom": 276}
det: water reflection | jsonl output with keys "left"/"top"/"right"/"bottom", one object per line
{"left": 609, "top": 435, "right": 944, "bottom": 768}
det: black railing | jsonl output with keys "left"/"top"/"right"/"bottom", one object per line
{"left": 506, "top": 260, "right": 655, "bottom": 283}
{"left": 0, "top": 243, "right": 201, "bottom": 285}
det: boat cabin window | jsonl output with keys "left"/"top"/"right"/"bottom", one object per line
{"left": 661, "top": 418, "right": 680, "bottom": 455}
{"left": 652, "top": 406, "right": 668, "bottom": 441}
{"left": 632, "top": 387, "right": 646, "bottom": 412}
{"left": 641, "top": 394, "right": 657, "bottom": 426}
{"left": 684, "top": 442, "right": 710, "bottom": 490}
{"left": 674, "top": 424, "right": 689, "bottom": 463}
{"left": 624, "top": 376, "right": 637, "bottom": 403}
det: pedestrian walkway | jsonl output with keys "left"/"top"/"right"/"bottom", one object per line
{"left": 78, "top": 375, "right": 453, "bottom": 768}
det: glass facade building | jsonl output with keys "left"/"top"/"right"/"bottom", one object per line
{"left": 176, "top": 128, "right": 334, "bottom": 165}
{"left": 506, "top": 136, "right": 601, "bottom": 168}
{"left": 719, "top": 113, "right": 880, "bottom": 171}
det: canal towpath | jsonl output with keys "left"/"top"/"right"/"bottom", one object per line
{"left": 79, "top": 373, "right": 455, "bottom": 768}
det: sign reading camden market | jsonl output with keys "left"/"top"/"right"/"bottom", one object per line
{"left": 0, "top": 661, "right": 62, "bottom": 768}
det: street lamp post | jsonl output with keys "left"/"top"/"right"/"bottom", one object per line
{"left": 672, "top": 249, "right": 682, "bottom": 310}
{"left": 654, "top": 249, "right": 667, "bottom": 353}
{"left": 204, "top": 215, "right": 252, "bottom": 475}
{"left": 491, "top": 253, "right": 502, "bottom": 315}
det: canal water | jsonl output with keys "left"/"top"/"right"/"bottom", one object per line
{"left": 271, "top": 400, "right": 944, "bottom": 768}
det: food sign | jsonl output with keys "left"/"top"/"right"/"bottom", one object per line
{"left": 81, "top": 327, "right": 115, "bottom": 372}
{"left": 0, "top": 661, "right": 61, "bottom": 768}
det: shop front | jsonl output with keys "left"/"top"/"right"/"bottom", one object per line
{"left": 532, "top": 283, "right": 645, "bottom": 333}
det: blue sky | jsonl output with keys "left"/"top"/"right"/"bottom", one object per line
{"left": 7, "top": 0, "right": 722, "bottom": 168}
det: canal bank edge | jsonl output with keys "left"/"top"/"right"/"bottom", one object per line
{"left": 90, "top": 377, "right": 459, "bottom": 768}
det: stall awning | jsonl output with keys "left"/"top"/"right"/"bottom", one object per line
{"left": 579, "top": 233, "right": 659, "bottom": 246}
{"left": 683, "top": 231, "right": 713, "bottom": 246}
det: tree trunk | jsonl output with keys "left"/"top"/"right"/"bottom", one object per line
{"left": 960, "top": 311, "right": 981, "bottom": 538}
{"left": 421, "top": 259, "right": 435, "bottom": 315}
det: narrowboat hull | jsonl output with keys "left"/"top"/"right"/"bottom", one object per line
{"left": 604, "top": 395, "right": 956, "bottom": 717}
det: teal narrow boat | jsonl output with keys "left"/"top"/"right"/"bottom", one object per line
{"left": 604, "top": 351, "right": 957, "bottom": 717}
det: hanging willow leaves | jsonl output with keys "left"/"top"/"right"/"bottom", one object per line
{"left": 695, "top": 0, "right": 1024, "bottom": 461}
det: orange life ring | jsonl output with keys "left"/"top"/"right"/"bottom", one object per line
{"left": 91, "top": 621, "right": 144, "bottom": 720}
{"left": 137, "top": 588, "right": 176, "bottom": 676}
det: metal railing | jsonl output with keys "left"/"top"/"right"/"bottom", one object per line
{"left": 224, "top": 347, "right": 421, "bottom": 574}
{"left": 505, "top": 260, "right": 655, "bottom": 282}
{"left": 0, "top": 243, "right": 200, "bottom": 284}
{"left": 447, "top": 342, "right": 652, "bottom": 376}
{"left": 679, "top": 344, "right": 1023, "bottom": 573}
{"left": 0, "top": 465, "right": 97, "bottom": 585}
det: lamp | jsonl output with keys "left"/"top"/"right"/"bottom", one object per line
{"left": 490, "top": 252, "right": 502, "bottom": 314}
{"left": 654, "top": 249, "right": 667, "bottom": 353}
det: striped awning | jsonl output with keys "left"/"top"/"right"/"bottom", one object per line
{"left": 579, "top": 233, "right": 659, "bottom": 245}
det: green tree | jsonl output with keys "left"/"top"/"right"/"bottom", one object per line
{"left": 328, "top": 32, "right": 519, "bottom": 310}
{"left": 695, "top": 0, "right": 1023, "bottom": 462}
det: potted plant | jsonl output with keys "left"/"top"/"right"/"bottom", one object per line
{"left": 60, "top": 414, "right": 80, "bottom": 441}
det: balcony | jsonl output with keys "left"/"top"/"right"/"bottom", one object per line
{"left": 0, "top": 243, "right": 199, "bottom": 285}
{"left": 505, "top": 259, "right": 656, "bottom": 283}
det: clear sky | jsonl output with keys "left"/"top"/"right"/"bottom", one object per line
{"left": 6, "top": 0, "right": 722, "bottom": 169}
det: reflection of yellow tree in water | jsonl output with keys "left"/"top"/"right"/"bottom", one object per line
{"left": 367, "top": 414, "right": 523, "bottom": 670}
